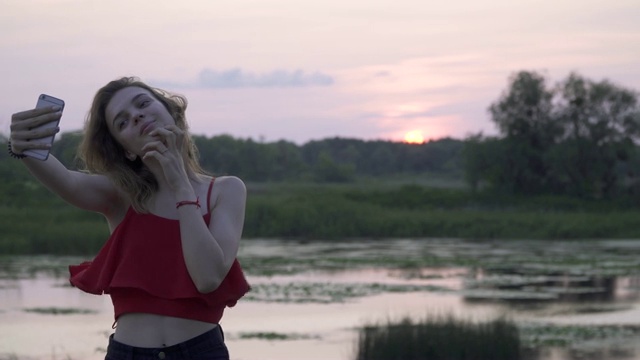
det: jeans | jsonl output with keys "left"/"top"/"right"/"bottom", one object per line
{"left": 105, "top": 326, "right": 229, "bottom": 360}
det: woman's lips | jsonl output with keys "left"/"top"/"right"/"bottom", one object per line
{"left": 140, "top": 120, "right": 155, "bottom": 135}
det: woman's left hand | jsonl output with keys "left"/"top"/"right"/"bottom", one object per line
{"left": 141, "top": 124, "right": 190, "bottom": 190}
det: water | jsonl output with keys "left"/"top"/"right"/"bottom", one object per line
{"left": 1, "top": 238, "right": 640, "bottom": 360}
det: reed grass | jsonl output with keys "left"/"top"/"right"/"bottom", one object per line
{"left": 3, "top": 182, "right": 640, "bottom": 255}
{"left": 243, "top": 183, "right": 640, "bottom": 240}
{"left": 355, "top": 315, "right": 521, "bottom": 360}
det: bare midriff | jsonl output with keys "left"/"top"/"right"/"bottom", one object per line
{"left": 113, "top": 313, "right": 218, "bottom": 348}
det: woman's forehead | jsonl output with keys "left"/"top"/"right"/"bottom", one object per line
{"left": 105, "top": 87, "right": 152, "bottom": 121}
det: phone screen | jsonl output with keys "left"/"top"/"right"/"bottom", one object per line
{"left": 22, "top": 94, "right": 65, "bottom": 161}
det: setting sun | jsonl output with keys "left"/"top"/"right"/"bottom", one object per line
{"left": 404, "top": 130, "right": 425, "bottom": 144}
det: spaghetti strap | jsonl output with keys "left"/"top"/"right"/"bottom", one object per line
{"left": 207, "top": 177, "right": 216, "bottom": 210}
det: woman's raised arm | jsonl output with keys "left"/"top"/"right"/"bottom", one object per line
{"left": 10, "top": 107, "right": 122, "bottom": 216}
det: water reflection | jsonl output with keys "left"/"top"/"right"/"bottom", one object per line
{"left": 464, "top": 268, "right": 640, "bottom": 304}
{"left": 2, "top": 239, "right": 640, "bottom": 360}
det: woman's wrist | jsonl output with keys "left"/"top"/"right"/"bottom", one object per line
{"left": 173, "top": 183, "right": 198, "bottom": 203}
{"left": 176, "top": 197, "right": 200, "bottom": 209}
{"left": 7, "top": 141, "right": 27, "bottom": 159}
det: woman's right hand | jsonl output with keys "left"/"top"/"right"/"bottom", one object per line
{"left": 10, "top": 106, "right": 62, "bottom": 156}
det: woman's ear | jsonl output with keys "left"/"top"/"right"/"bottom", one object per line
{"left": 125, "top": 151, "right": 137, "bottom": 161}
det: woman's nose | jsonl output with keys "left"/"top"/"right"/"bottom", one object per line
{"left": 133, "top": 112, "right": 144, "bottom": 124}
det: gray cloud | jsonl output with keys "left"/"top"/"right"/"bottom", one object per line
{"left": 197, "top": 68, "right": 334, "bottom": 88}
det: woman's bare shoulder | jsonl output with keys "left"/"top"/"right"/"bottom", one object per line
{"left": 214, "top": 176, "right": 246, "bottom": 191}
{"left": 210, "top": 176, "right": 246, "bottom": 208}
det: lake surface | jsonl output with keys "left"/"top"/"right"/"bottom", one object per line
{"left": 1, "top": 238, "right": 640, "bottom": 360}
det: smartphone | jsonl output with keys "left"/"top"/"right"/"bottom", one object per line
{"left": 22, "top": 94, "right": 65, "bottom": 161}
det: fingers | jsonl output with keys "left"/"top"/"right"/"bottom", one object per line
{"left": 11, "top": 123, "right": 60, "bottom": 141}
{"left": 10, "top": 107, "right": 62, "bottom": 154}
{"left": 142, "top": 150, "right": 165, "bottom": 162}
{"left": 149, "top": 125, "right": 184, "bottom": 150}
{"left": 12, "top": 107, "right": 61, "bottom": 126}
{"left": 143, "top": 125, "right": 186, "bottom": 163}
{"left": 142, "top": 140, "right": 169, "bottom": 155}
{"left": 11, "top": 137, "right": 56, "bottom": 152}
{"left": 11, "top": 107, "right": 62, "bottom": 134}
{"left": 151, "top": 125, "right": 182, "bottom": 138}
{"left": 10, "top": 126, "right": 59, "bottom": 154}
{"left": 12, "top": 106, "right": 61, "bottom": 120}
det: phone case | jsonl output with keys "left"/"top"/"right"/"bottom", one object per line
{"left": 22, "top": 94, "right": 65, "bottom": 161}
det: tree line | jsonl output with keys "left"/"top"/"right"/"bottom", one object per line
{"left": 464, "top": 70, "right": 640, "bottom": 199}
{"left": 0, "top": 131, "right": 464, "bottom": 185}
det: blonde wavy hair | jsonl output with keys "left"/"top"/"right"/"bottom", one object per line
{"left": 78, "top": 77, "right": 207, "bottom": 213}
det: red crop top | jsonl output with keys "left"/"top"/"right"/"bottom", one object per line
{"left": 68, "top": 179, "right": 250, "bottom": 324}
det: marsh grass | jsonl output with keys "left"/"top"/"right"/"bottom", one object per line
{"left": 0, "top": 206, "right": 107, "bottom": 255}
{"left": 243, "top": 282, "right": 448, "bottom": 303}
{"left": 5, "top": 182, "right": 640, "bottom": 255}
{"left": 238, "top": 332, "right": 319, "bottom": 341}
{"left": 244, "top": 183, "right": 640, "bottom": 241}
{"left": 23, "top": 307, "right": 97, "bottom": 315}
{"left": 355, "top": 315, "right": 521, "bottom": 360}
{"left": 519, "top": 322, "right": 640, "bottom": 348}
{"left": 0, "top": 255, "right": 82, "bottom": 279}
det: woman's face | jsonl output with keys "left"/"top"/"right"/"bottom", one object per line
{"left": 104, "top": 86, "right": 175, "bottom": 160}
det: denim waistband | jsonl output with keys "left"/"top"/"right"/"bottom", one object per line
{"left": 106, "top": 325, "right": 226, "bottom": 360}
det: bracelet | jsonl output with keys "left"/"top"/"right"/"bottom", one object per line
{"left": 176, "top": 197, "right": 200, "bottom": 209}
{"left": 7, "top": 141, "right": 27, "bottom": 159}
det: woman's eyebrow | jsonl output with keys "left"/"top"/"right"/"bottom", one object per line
{"left": 112, "top": 93, "right": 147, "bottom": 126}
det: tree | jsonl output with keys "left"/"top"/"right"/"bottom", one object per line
{"left": 488, "top": 71, "right": 561, "bottom": 194}
{"left": 470, "top": 70, "right": 640, "bottom": 198}
{"left": 269, "top": 140, "right": 307, "bottom": 180}
{"left": 463, "top": 134, "right": 506, "bottom": 192}
{"left": 552, "top": 73, "right": 640, "bottom": 197}
{"left": 50, "top": 131, "right": 83, "bottom": 169}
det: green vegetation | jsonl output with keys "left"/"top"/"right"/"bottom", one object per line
{"left": 23, "top": 307, "right": 97, "bottom": 315}
{"left": 519, "top": 323, "right": 640, "bottom": 348}
{"left": 356, "top": 315, "right": 521, "bottom": 360}
{"left": 238, "top": 332, "right": 317, "bottom": 341}
{"left": 0, "top": 205, "right": 109, "bottom": 255}
{"left": 243, "top": 281, "right": 446, "bottom": 304}
{"left": 4, "top": 180, "right": 640, "bottom": 255}
{"left": 244, "top": 182, "right": 640, "bottom": 241}
{"left": 355, "top": 316, "right": 640, "bottom": 360}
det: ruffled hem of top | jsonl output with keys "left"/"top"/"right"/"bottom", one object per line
{"left": 69, "top": 261, "right": 103, "bottom": 295}
{"left": 69, "top": 259, "right": 250, "bottom": 308}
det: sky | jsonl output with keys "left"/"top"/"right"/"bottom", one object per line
{"left": 1, "top": 0, "right": 639, "bottom": 144}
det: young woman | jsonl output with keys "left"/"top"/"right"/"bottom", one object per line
{"left": 8, "top": 77, "right": 250, "bottom": 360}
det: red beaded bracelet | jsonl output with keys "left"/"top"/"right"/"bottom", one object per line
{"left": 176, "top": 197, "right": 200, "bottom": 209}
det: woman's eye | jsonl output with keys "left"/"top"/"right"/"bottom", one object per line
{"left": 118, "top": 119, "right": 127, "bottom": 130}
{"left": 140, "top": 99, "right": 150, "bottom": 107}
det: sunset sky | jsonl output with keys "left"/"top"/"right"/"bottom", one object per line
{"left": 2, "top": 0, "right": 639, "bottom": 144}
